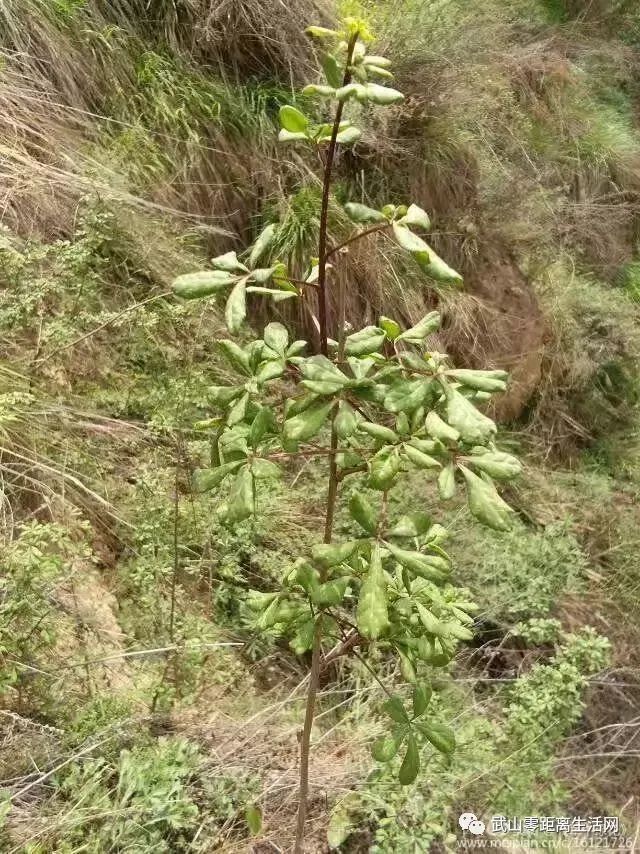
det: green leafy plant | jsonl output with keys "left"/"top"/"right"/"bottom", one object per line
{"left": 52, "top": 736, "right": 202, "bottom": 852}
{"left": 0, "top": 522, "right": 91, "bottom": 708}
{"left": 171, "top": 16, "right": 523, "bottom": 851}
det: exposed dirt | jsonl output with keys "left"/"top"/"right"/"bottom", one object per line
{"left": 443, "top": 247, "right": 547, "bottom": 421}
{"left": 52, "top": 562, "right": 134, "bottom": 695}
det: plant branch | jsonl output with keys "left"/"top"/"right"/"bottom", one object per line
{"left": 293, "top": 615, "right": 323, "bottom": 854}
{"left": 326, "top": 222, "right": 391, "bottom": 259}
{"left": 316, "top": 31, "right": 359, "bottom": 357}
{"left": 320, "top": 628, "right": 364, "bottom": 671}
{"left": 295, "top": 33, "right": 359, "bottom": 854}
{"left": 350, "top": 648, "right": 396, "bottom": 700}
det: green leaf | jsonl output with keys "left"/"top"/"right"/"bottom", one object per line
{"left": 227, "top": 391, "right": 249, "bottom": 426}
{"left": 251, "top": 458, "right": 281, "bottom": 479}
{"left": 248, "top": 223, "right": 277, "bottom": 269}
{"left": 379, "top": 315, "right": 402, "bottom": 340}
{"left": 445, "top": 621, "right": 474, "bottom": 641}
{"left": 217, "top": 429, "right": 249, "bottom": 461}
{"left": 419, "top": 721, "right": 455, "bottom": 754}
{"left": 368, "top": 447, "right": 401, "bottom": 490}
{"left": 409, "top": 437, "right": 441, "bottom": 454}
{"left": 283, "top": 401, "right": 333, "bottom": 443}
{"left": 392, "top": 223, "right": 430, "bottom": 262}
{"left": 460, "top": 465, "right": 514, "bottom": 531}
{"left": 246, "top": 590, "right": 278, "bottom": 612}
{"left": 363, "top": 82, "right": 404, "bottom": 105}
{"left": 299, "top": 355, "right": 349, "bottom": 387}
{"left": 172, "top": 270, "right": 237, "bottom": 299}
{"left": 290, "top": 617, "right": 316, "bottom": 655}
{"left": 388, "top": 511, "right": 432, "bottom": 538}
{"left": 212, "top": 251, "right": 249, "bottom": 273}
{"left": 335, "top": 401, "right": 359, "bottom": 438}
{"left": 227, "top": 467, "right": 254, "bottom": 523}
{"left": 412, "top": 682, "right": 432, "bottom": 717}
{"left": 207, "top": 385, "right": 244, "bottom": 407}
{"left": 246, "top": 286, "right": 296, "bottom": 302}
{"left": 371, "top": 733, "right": 402, "bottom": 762}
{"left": 287, "top": 340, "right": 307, "bottom": 357}
{"left": 250, "top": 264, "right": 281, "bottom": 284}
{"left": 347, "top": 355, "right": 376, "bottom": 378}
{"left": 327, "top": 799, "right": 356, "bottom": 848}
{"left": 225, "top": 277, "right": 247, "bottom": 334}
{"left": 245, "top": 805, "right": 262, "bottom": 836}
{"left": 255, "top": 597, "right": 282, "bottom": 629}
{"left": 398, "top": 734, "right": 420, "bottom": 785}
{"left": 301, "top": 379, "right": 345, "bottom": 395}
{"left": 249, "top": 406, "right": 276, "bottom": 446}
{"left": 192, "top": 460, "right": 243, "bottom": 492}
{"left": 321, "top": 52, "right": 343, "bottom": 88}
{"left": 363, "top": 55, "right": 392, "bottom": 68}
{"left": 425, "top": 411, "right": 460, "bottom": 443}
{"left": 444, "top": 386, "right": 497, "bottom": 444}
{"left": 278, "top": 129, "right": 307, "bottom": 143}
{"left": 383, "top": 695, "right": 409, "bottom": 723}
{"left": 415, "top": 603, "right": 448, "bottom": 637}
{"left": 425, "top": 523, "right": 449, "bottom": 545}
{"left": 279, "top": 105, "right": 309, "bottom": 133}
{"left": 404, "top": 444, "right": 441, "bottom": 470}
{"left": 421, "top": 245, "right": 463, "bottom": 285}
{"left": 349, "top": 492, "right": 378, "bottom": 534}
{"left": 398, "top": 647, "right": 417, "bottom": 683}
{"left": 359, "top": 421, "right": 397, "bottom": 444}
{"left": 294, "top": 561, "right": 320, "bottom": 595}
{"left": 446, "top": 368, "right": 508, "bottom": 392}
{"left": 366, "top": 65, "right": 394, "bottom": 80}
{"left": 466, "top": 448, "right": 522, "bottom": 480}
{"left": 383, "top": 380, "right": 430, "bottom": 413}
{"left": 357, "top": 544, "right": 389, "bottom": 639}
{"left": 396, "top": 310, "right": 441, "bottom": 342}
{"left": 312, "top": 577, "right": 349, "bottom": 606}
{"left": 437, "top": 462, "right": 456, "bottom": 500}
{"left": 335, "top": 126, "right": 362, "bottom": 145}
{"left": 302, "top": 83, "right": 336, "bottom": 97}
{"left": 396, "top": 412, "right": 410, "bottom": 436}
{"left": 344, "top": 202, "right": 387, "bottom": 224}
{"left": 263, "top": 322, "right": 289, "bottom": 355}
{"left": 335, "top": 82, "right": 362, "bottom": 101}
{"left": 400, "top": 204, "right": 431, "bottom": 231}
{"left": 311, "top": 540, "right": 360, "bottom": 568}
{"left": 305, "top": 25, "right": 340, "bottom": 38}
{"left": 284, "top": 392, "right": 318, "bottom": 418}
{"left": 345, "top": 326, "right": 386, "bottom": 356}
{"left": 387, "top": 544, "right": 449, "bottom": 583}
{"left": 255, "top": 359, "right": 285, "bottom": 384}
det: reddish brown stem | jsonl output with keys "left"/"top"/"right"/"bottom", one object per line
{"left": 294, "top": 33, "right": 359, "bottom": 854}
{"left": 316, "top": 32, "right": 359, "bottom": 357}
{"left": 293, "top": 616, "right": 323, "bottom": 852}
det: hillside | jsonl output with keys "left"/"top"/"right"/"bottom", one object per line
{"left": 1, "top": 1, "right": 639, "bottom": 851}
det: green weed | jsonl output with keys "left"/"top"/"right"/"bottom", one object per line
{"left": 453, "top": 520, "right": 588, "bottom": 623}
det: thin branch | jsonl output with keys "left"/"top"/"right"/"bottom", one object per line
{"left": 315, "top": 32, "right": 359, "bottom": 356}
{"left": 350, "top": 648, "right": 395, "bottom": 700}
{"left": 35, "top": 290, "right": 173, "bottom": 364}
{"left": 326, "top": 222, "right": 390, "bottom": 259}
{"left": 320, "top": 628, "right": 364, "bottom": 671}
{"left": 293, "top": 616, "right": 323, "bottom": 853}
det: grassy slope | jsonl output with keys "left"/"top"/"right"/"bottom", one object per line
{"left": 1, "top": 0, "right": 640, "bottom": 851}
